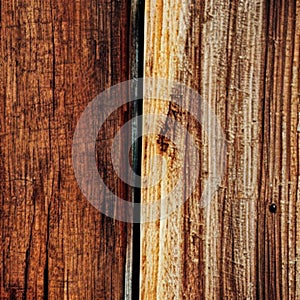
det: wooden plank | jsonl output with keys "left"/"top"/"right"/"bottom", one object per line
{"left": 141, "top": 0, "right": 300, "bottom": 299}
{"left": 0, "top": 0, "right": 132, "bottom": 298}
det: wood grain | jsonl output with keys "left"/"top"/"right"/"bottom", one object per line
{"left": 141, "top": 0, "right": 300, "bottom": 299}
{"left": 0, "top": 0, "right": 299, "bottom": 299}
{"left": 0, "top": 0, "right": 132, "bottom": 299}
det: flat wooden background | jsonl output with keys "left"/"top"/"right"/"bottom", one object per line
{"left": 0, "top": 0, "right": 299, "bottom": 299}
{"left": 142, "top": 0, "right": 300, "bottom": 299}
{"left": 0, "top": 0, "right": 132, "bottom": 298}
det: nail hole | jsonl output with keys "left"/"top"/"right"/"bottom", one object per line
{"left": 269, "top": 203, "right": 277, "bottom": 213}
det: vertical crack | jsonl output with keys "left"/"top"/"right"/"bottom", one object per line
{"left": 43, "top": 202, "right": 51, "bottom": 300}
{"left": 128, "top": 0, "right": 145, "bottom": 299}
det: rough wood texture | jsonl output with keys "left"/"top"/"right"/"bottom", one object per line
{"left": 141, "top": 0, "right": 300, "bottom": 299}
{"left": 0, "top": 0, "right": 131, "bottom": 299}
{"left": 1, "top": 0, "right": 299, "bottom": 299}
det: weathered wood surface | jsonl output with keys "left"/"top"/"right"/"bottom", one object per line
{"left": 141, "top": 0, "right": 300, "bottom": 299}
{"left": 1, "top": 0, "right": 299, "bottom": 299}
{"left": 0, "top": 0, "right": 132, "bottom": 299}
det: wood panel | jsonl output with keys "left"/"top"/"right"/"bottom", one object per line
{"left": 1, "top": 0, "right": 299, "bottom": 299}
{"left": 0, "top": 0, "right": 132, "bottom": 299}
{"left": 141, "top": 0, "right": 300, "bottom": 299}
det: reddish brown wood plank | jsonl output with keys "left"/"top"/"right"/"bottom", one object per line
{"left": 0, "top": 0, "right": 132, "bottom": 298}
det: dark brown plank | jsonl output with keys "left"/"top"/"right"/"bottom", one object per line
{"left": 0, "top": 0, "right": 132, "bottom": 298}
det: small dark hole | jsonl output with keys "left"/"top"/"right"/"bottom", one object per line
{"left": 269, "top": 203, "right": 277, "bottom": 213}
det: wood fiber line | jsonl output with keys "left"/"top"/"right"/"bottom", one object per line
{"left": 141, "top": 0, "right": 299, "bottom": 299}
{"left": 0, "top": 0, "right": 132, "bottom": 299}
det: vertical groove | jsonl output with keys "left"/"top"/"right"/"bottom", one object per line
{"left": 129, "top": 0, "right": 144, "bottom": 299}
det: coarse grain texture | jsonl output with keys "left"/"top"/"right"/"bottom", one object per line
{"left": 0, "top": 0, "right": 132, "bottom": 299}
{"left": 141, "top": 0, "right": 300, "bottom": 299}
